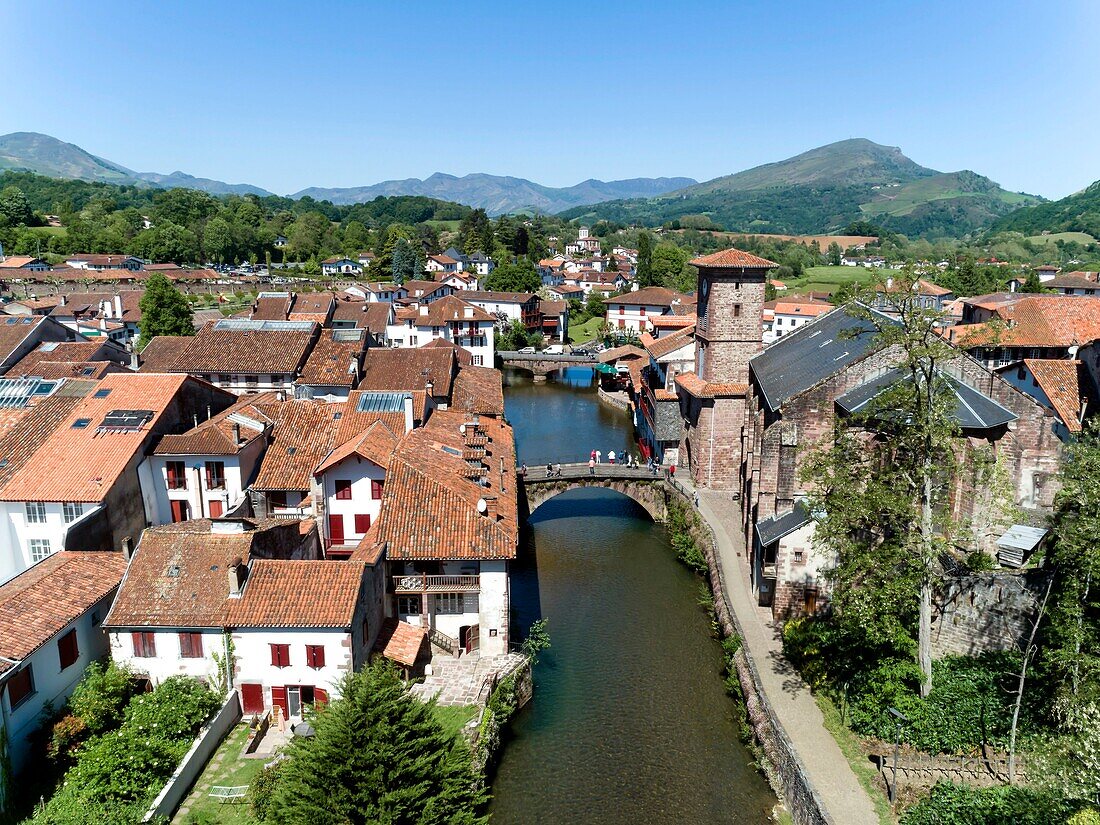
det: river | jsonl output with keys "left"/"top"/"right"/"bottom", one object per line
{"left": 488, "top": 367, "right": 775, "bottom": 824}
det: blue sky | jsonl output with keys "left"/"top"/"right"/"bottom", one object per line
{"left": 2, "top": 1, "right": 1097, "bottom": 199}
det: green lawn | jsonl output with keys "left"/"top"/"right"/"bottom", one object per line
{"left": 815, "top": 694, "right": 894, "bottom": 825}
{"left": 786, "top": 265, "right": 878, "bottom": 296}
{"left": 568, "top": 316, "right": 605, "bottom": 343}
{"left": 425, "top": 219, "right": 462, "bottom": 232}
{"left": 1025, "top": 231, "right": 1096, "bottom": 247}
{"left": 432, "top": 705, "right": 480, "bottom": 741}
{"left": 177, "top": 723, "right": 265, "bottom": 825}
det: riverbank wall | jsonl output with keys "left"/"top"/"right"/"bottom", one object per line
{"left": 664, "top": 485, "right": 832, "bottom": 825}
{"left": 469, "top": 657, "right": 533, "bottom": 777}
{"left": 597, "top": 385, "right": 631, "bottom": 413}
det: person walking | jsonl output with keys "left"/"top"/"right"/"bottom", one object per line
{"left": 608, "top": 450, "right": 616, "bottom": 465}
{"left": 669, "top": 464, "right": 677, "bottom": 480}
{"left": 693, "top": 491, "right": 699, "bottom": 508}
{"left": 588, "top": 457, "right": 596, "bottom": 476}
{"left": 595, "top": 450, "right": 602, "bottom": 464}
{"left": 554, "top": 462, "right": 562, "bottom": 477}
{"left": 520, "top": 463, "right": 528, "bottom": 479}
{"left": 590, "top": 449, "right": 597, "bottom": 463}
{"left": 545, "top": 463, "right": 553, "bottom": 477}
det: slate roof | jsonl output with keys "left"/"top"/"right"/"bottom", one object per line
{"left": 0, "top": 551, "right": 128, "bottom": 665}
{"left": 755, "top": 501, "right": 812, "bottom": 547}
{"left": 751, "top": 305, "right": 891, "bottom": 412}
{"left": 835, "top": 369, "right": 1018, "bottom": 430}
{"left": 690, "top": 248, "right": 778, "bottom": 269}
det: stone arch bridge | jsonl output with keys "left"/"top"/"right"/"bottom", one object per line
{"left": 498, "top": 352, "right": 596, "bottom": 381}
{"left": 518, "top": 464, "right": 689, "bottom": 522}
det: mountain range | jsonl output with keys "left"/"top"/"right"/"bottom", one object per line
{"left": 0, "top": 132, "right": 695, "bottom": 214}
{"left": 0, "top": 132, "right": 1048, "bottom": 237}
{"left": 560, "top": 139, "right": 1043, "bottom": 237}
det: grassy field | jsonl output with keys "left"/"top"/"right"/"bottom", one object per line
{"left": 815, "top": 695, "right": 894, "bottom": 825}
{"left": 178, "top": 723, "right": 264, "bottom": 825}
{"left": 425, "top": 219, "right": 462, "bottom": 232}
{"left": 1025, "top": 231, "right": 1096, "bottom": 247}
{"left": 785, "top": 265, "right": 878, "bottom": 296}
{"left": 568, "top": 316, "right": 605, "bottom": 343}
{"left": 432, "top": 705, "right": 480, "bottom": 741}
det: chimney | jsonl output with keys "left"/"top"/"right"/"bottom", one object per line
{"left": 206, "top": 404, "right": 212, "bottom": 421}
{"left": 419, "top": 305, "right": 429, "bottom": 316}
{"left": 464, "top": 306, "right": 473, "bottom": 318}
{"left": 121, "top": 536, "right": 134, "bottom": 559}
{"left": 425, "top": 379, "right": 434, "bottom": 398}
{"left": 403, "top": 394, "right": 414, "bottom": 433}
{"left": 482, "top": 495, "right": 499, "bottom": 521}
{"left": 227, "top": 557, "right": 245, "bottom": 596}
{"left": 233, "top": 422, "right": 242, "bottom": 445}
{"left": 114, "top": 294, "right": 123, "bottom": 318}
{"left": 59, "top": 293, "right": 66, "bottom": 306}
{"left": 129, "top": 346, "right": 139, "bottom": 371}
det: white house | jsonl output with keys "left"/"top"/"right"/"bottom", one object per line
{"left": 565, "top": 226, "right": 601, "bottom": 256}
{"left": 321, "top": 257, "right": 363, "bottom": 277}
{"left": 385, "top": 296, "right": 496, "bottom": 366}
{"left": 602, "top": 286, "right": 689, "bottom": 334}
{"left": 104, "top": 518, "right": 384, "bottom": 721}
{"left": 0, "top": 551, "right": 127, "bottom": 809}
{"left": 761, "top": 297, "right": 834, "bottom": 344}
{"left": 425, "top": 254, "right": 460, "bottom": 275}
{"left": 64, "top": 254, "right": 144, "bottom": 271}
{"left": 314, "top": 420, "right": 399, "bottom": 555}
{"left": 461, "top": 291, "right": 541, "bottom": 334}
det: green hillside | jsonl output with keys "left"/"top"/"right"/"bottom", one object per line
{"left": 992, "top": 180, "right": 1100, "bottom": 237}
{"left": 561, "top": 140, "right": 1043, "bottom": 239}
{"left": 0, "top": 131, "right": 135, "bottom": 184}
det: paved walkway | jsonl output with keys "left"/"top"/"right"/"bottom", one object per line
{"left": 696, "top": 488, "right": 879, "bottom": 825}
{"left": 411, "top": 652, "right": 526, "bottom": 706}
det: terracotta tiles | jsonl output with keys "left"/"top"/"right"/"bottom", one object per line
{"left": 690, "top": 248, "right": 779, "bottom": 269}
{"left": 373, "top": 618, "right": 428, "bottom": 667}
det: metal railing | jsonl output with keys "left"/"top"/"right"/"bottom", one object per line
{"left": 498, "top": 351, "right": 596, "bottom": 363}
{"left": 393, "top": 574, "right": 481, "bottom": 593}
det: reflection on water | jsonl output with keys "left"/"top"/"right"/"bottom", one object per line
{"left": 488, "top": 370, "right": 775, "bottom": 824}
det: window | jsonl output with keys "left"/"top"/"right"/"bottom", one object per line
{"left": 244, "top": 375, "right": 259, "bottom": 386}
{"left": 371, "top": 479, "right": 384, "bottom": 500}
{"left": 618, "top": 306, "right": 625, "bottom": 315}
{"left": 208, "top": 500, "right": 224, "bottom": 518}
{"left": 58, "top": 629, "right": 80, "bottom": 670}
{"left": 305, "top": 645, "right": 326, "bottom": 669}
{"left": 93, "top": 388, "right": 112, "bottom": 398}
{"left": 29, "top": 539, "right": 51, "bottom": 563}
{"left": 132, "top": 632, "right": 156, "bottom": 658}
{"left": 472, "top": 355, "right": 483, "bottom": 366}
{"left": 204, "top": 461, "right": 226, "bottom": 490}
{"left": 354, "top": 514, "right": 371, "bottom": 533}
{"left": 409, "top": 335, "right": 418, "bottom": 346}
{"left": 335, "top": 479, "right": 352, "bottom": 500}
{"left": 270, "top": 643, "right": 290, "bottom": 667}
{"left": 398, "top": 596, "right": 421, "bottom": 615}
{"left": 25, "top": 501, "right": 46, "bottom": 524}
{"left": 6, "top": 665, "right": 34, "bottom": 708}
{"left": 733, "top": 304, "right": 741, "bottom": 317}
{"left": 166, "top": 461, "right": 187, "bottom": 490}
{"left": 435, "top": 593, "right": 463, "bottom": 615}
{"left": 170, "top": 499, "right": 190, "bottom": 523}
{"left": 268, "top": 490, "right": 288, "bottom": 510}
{"left": 72, "top": 418, "right": 91, "bottom": 429}
{"left": 179, "top": 632, "right": 204, "bottom": 658}
{"left": 63, "top": 502, "right": 83, "bottom": 523}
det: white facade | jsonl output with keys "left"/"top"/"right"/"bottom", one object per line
{"left": 0, "top": 500, "right": 102, "bottom": 585}
{"left": 322, "top": 259, "right": 363, "bottom": 276}
{"left": 145, "top": 444, "right": 266, "bottom": 526}
{"left": 2, "top": 591, "right": 115, "bottom": 777}
{"left": 606, "top": 301, "right": 669, "bottom": 334}
{"left": 385, "top": 315, "right": 495, "bottom": 367}
{"left": 318, "top": 457, "right": 387, "bottom": 550}
{"left": 189, "top": 372, "right": 296, "bottom": 396}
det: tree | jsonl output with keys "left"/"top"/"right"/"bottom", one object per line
{"left": 802, "top": 273, "right": 964, "bottom": 697}
{"left": 391, "top": 237, "right": 421, "bottom": 284}
{"left": 827, "top": 241, "right": 843, "bottom": 266}
{"left": 203, "top": 216, "right": 234, "bottom": 263}
{"left": 483, "top": 259, "right": 539, "bottom": 293}
{"left": 650, "top": 243, "right": 691, "bottom": 291}
{"left": 0, "top": 185, "right": 35, "bottom": 227}
{"left": 636, "top": 231, "right": 654, "bottom": 286}
{"left": 258, "top": 662, "right": 486, "bottom": 824}
{"left": 1019, "top": 270, "right": 1047, "bottom": 293}
{"left": 138, "top": 273, "right": 195, "bottom": 348}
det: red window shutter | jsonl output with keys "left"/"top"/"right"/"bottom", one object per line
{"left": 328, "top": 514, "right": 344, "bottom": 545}
{"left": 58, "top": 629, "right": 79, "bottom": 670}
{"left": 208, "top": 500, "right": 223, "bottom": 518}
{"left": 314, "top": 688, "right": 328, "bottom": 706}
{"left": 241, "top": 683, "right": 264, "bottom": 714}
{"left": 306, "top": 645, "right": 325, "bottom": 669}
{"left": 132, "top": 632, "right": 156, "bottom": 657}
{"left": 270, "top": 643, "right": 281, "bottom": 667}
{"left": 371, "top": 479, "right": 384, "bottom": 500}
{"left": 166, "top": 463, "right": 178, "bottom": 487}
{"left": 335, "top": 480, "right": 352, "bottom": 500}
{"left": 170, "top": 499, "right": 188, "bottom": 523}
{"left": 271, "top": 686, "right": 288, "bottom": 716}
{"left": 6, "top": 666, "right": 33, "bottom": 708}
{"left": 204, "top": 465, "right": 212, "bottom": 487}
{"left": 354, "top": 514, "right": 370, "bottom": 534}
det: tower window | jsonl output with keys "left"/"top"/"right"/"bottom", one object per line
{"left": 733, "top": 304, "right": 741, "bottom": 317}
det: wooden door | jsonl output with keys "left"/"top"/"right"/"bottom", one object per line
{"left": 240, "top": 683, "right": 264, "bottom": 714}
{"left": 271, "top": 686, "right": 288, "bottom": 717}
{"left": 328, "top": 514, "right": 344, "bottom": 545}
{"left": 466, "top": 624, "right": 479, "bottom": 654}
{"left": 208, "top": 500, "right": 223, "bottom": 518}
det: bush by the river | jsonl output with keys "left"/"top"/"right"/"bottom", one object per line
{"left": 666, "top": 498, "right": 708, "bottom": 574}
{"left": 901, "top": 782, "right": 1098, "bottom": 825}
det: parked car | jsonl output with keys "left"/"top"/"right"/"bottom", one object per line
{"left": 518, "top": 346, "right": 536, "bottom": 354}
{"left": 572, "top": 347, "right": 590, "bottom": 357}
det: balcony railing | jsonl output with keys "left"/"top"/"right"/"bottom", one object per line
{"left": 393, "top": 574, "right": 480, "bottom": 593}
{"left": 271, "top": 507, "right": 312, "bottom": 520}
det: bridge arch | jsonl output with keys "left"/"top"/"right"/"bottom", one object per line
{"left": 520, "top": 474, "right": 670, "bottom": 522}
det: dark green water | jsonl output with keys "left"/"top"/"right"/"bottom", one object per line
{"left": 489, "top": 368, "right": 775, "bottom": 824}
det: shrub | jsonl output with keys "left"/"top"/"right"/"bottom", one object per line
{"left": 48, "top": 714, "right": 87, "bottom": 762}
{"left": 248, "top": 762, "right": 283, "bottom": 822}
{"left": 901, "top": 782, "right": 1090, "bottom": 825}
{"left": 666, "top": 499, "right": 708, "bottom": 574}
{"left": 58, "top": 730, "right": 185, "bottom": 806}
{"left": 123, "top": 676, "right": 221, "bottom": 741}
{"left": 68, "top": 661, "right": 134, "bottom": 734}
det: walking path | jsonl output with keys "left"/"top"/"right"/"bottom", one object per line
{"left": 694, "top": 486, "right": 879, "bottom": 825}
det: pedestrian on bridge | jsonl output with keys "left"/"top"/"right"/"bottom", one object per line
{"left": 545, "top": 463, "right": 553, "bottom": 477}
{"left": 588, "top": 457, "right": 595, "bottom": 476}
{"left": 608, "top": 450, "right": 616, "bottom": 465}
{"left": 554, "top": 463, "right": 562, "bottom": 477}
{"left": 595, "top": 450, "right": 602, "bottom": 464}
{"left": 590, "top": 449, "right": 596, "bottom": 463}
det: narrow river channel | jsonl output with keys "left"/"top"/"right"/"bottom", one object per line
{"left": 488, "top": 367, "right": 776, "bottom": 824}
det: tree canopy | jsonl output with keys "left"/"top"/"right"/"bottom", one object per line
{"left": 138, "top": 272, "right": 195, "bottom": 348}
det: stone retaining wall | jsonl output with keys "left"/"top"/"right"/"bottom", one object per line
{"left": 932, "top": 570, "right": 1050, "bottom": 658}
{"left": 668, "top": 487, "right": 832, "bottom": 825}
{"left": 597, "top": 385, "right": 631, "bottom": 413}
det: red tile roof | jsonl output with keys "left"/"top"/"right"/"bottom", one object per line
{"left": 315, "top": 419, "right": 400, "bottom": 475}
{"left": 297, "top": 329, "right": 366, "bottom": 388}
{"left": 251, "top": 400, "right": 341, "bottom": 491}
{"left": 358, "top": 347, "right": 457, "bottom": 397}
{"left": 138, "top": 336, "right": 193, "bottom": 372}
{"left": 451, "top": 366, "right": 505, "bottom": 416}
{"left": 172, "top": 320, "right": 319, "bottom": 374}
{"left": 373, "top": 619, "right": 428, "bottom": 667}
{"left": 222, "top": 559, "right": 367, "bottom": 628}
{"left": 601, "top": 286, "right": 686, "bottom": 307}
{"left": 1023, "top": 359, "right": 1085, "bottom": 432}
{"left": 643, "top": 325, "right": 696, "bottom": 359}
{"left": 950, "top": 296, "right": 1100, "bottom": 349}
{"left": 153, "top": 392, "right": 276, "bottom": 456}
{"left": 689, "top": 248, "right": 778, "bottom": 269}
{"left": 675, "top": 372, "right": 748, "bottom": 398}
{"left": 0, "top": 551, "right": 127, "bottom": 663}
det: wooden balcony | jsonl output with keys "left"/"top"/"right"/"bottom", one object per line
{"left": 393, "top": 574, "right": 480, "bottom": 593}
